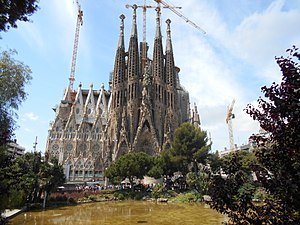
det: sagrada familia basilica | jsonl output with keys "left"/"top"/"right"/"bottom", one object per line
{"left": 45, "top": 6, "right": 200, "bottom": 182}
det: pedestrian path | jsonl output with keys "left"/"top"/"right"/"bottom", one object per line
{"left": 2, "top": 209, "right": 22, "bottom": 218}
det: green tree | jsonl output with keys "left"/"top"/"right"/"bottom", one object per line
{"left": 105, "top": 152, "right": 152, "bottom": 189}
{"left": 148, "top": 149, "right": 177, "bottom": 178}
{"left": 169, "top": 122, "right": 210, "bottom": 175}
{"left": 0, "top": 49, "right": 32, "bottom": 220}
{"left": 222, "top": 150, "right": 257, "bottom": 177}
{"left": 185, "top": 151, "right": 224, "bottom": 195}
{"left": 209, "top": 46, "right": 300, "bottom": 224}
{"left": 186, "top": 166, "right": 209, "bottom": 195}
{"left": 147, "top": 155, "right": 164, "bottom": 179}
{"left": 206, "top": 151, "right": 222, "bottom": 174}
{"left": 39, "top": 157, "right": 65, "bottom": 208}
{"left": 0, "top": 0, "right": 39, "bottom": 32}
{"left": 208, "top": 151, "right": 259, "bottom": 225}
{"left": 0, "top": 49, "right": 32, "bottom": 145}
{"left": 0, "top": 146, "right": 14, "bottom": 213}
{"left": 7, "top": 152, "right": 38, "bottom": 206}
{"left": 246, "top": 46, "right": 300, "bottom": 224}
{"left": 1, "top": 152, "right": 65, "bottom": 212}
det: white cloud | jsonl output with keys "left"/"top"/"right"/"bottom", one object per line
{"left": 176, "top": 0, "right": 300, "bottom": 83}
{"left": 24, "top": 128, "right": 31, "bottom": 132}
{"left": 223, "top": 0, "right": 300, "bottom": 83}
{"left": 24, "top": 112, "right": 39, "bottom": 121}
{"left": 234, "top": 103, "right": 260, "bottom": 133}
{"left": 233, "top": 3, "right": 299, "bottom": 60}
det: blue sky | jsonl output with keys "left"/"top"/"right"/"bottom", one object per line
{"left": 1, "top": 0, "right": 300, "bottom": 152}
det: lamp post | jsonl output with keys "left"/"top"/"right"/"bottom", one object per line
{"left": 104, "top": 167, "right": 108, "bottom": 189}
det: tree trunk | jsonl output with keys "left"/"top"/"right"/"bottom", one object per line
{"left": 129, "top": 177, "right": 134, "bottom": 191}
{"left": 42, "top": 191, "right": 47, "bottom": 209}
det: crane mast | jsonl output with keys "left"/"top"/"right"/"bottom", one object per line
{"left": 126, "top": 1, "right": 181, "bottom": 72}
{"left": 154, "top": 0, "right": 206, "bottom": 34}
{"left": 126, "top": 1, "right": 181, "bottom": 42}
{"left": 226, "top": 99, "right": 235, "bottom": 151}
{"left": 69, "top": 0, "right": 83, "bottom": 93}
{"left": 126, "top": 2, "right": 155, "bottom": 72}
{"left": 125, "top": 2, "right": 155, "bottom": 43}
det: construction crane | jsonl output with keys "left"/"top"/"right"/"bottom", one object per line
{"left": 126, "top": 1, "right": 181, "bottom": 42}
{"left": 226, "top": 99, "right": 235, "bottom": 151}
{"left": 154, "top": 0, "right": 206, "bottom": 34}
{"left": 68, "top": 0, "right": 83, "bottom": 93}
{"left": 125, "top": 3, "right": 155, "bottom": 43}
{"left": 33, "top": 136, "right": 38, "bottom": 152}
{"left": 126, "top": 1, "right": 181, "bottom": 72}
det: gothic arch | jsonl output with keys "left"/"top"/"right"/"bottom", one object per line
{"left": 135, "top": 120, "right": 157, "bottom": 155}
{"left": 116, "top": 140, "right": 128, "bottom": 159}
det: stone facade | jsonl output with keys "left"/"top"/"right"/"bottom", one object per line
{"left": 45, "top": 7, "right": 200, "bottom": 182}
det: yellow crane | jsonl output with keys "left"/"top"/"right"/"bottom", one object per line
{"left": 68, "top": 0, "right": 83, "bottom": 94}
{"left": 154, "top": 0, "right": 206, "bottom": 34}
{"left": 226, "top": 99, "right": 236, "bottom": 151}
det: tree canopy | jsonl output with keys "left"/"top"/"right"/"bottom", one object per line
{"left": 209, "top": 46, "right": 300, "bottom": 224}
{"left": 0, "top": 152, "right": 65, "bottom": 212}
{"left": 0, "top": 0, "right": 39, "bottom": 32}
{"left": 208, "top": 151, "right": 259, "bottom": 224}
{"left": 169, "top": 122, "right": 210, "bottom": 175}
{"left": 0, "top": 49, "right": 33, "bottom": 218}
{"left": 0, "top": 49, "right": 32, "bottom": 145}
{"left": 246, "top": 45, "right": 300, "bottom": 223}
{"left": 105, "top": 152, "right": 152, "bottom": 189}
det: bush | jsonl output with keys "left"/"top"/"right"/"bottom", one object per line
{"left": 116, "top": 193, "right": 125, "bottom": 200}
{"left": 171, "top": 192, "right": 201, "bottom": 203}
{"left": 113, "top": 190, "right": 128, "bottom": 200}
{"left": 151, "top": 184, "right": 164, "bottom": 199}
{"left": 8, "top": 189, "right": 26, "bottom": 208}
{"left": 88, "top": 195, "right": 97, "bottom": 201}
{"left": 68, "top": 197, "right": 76, "bottom": 204}
{"left": 49, "top": 193, "right": 67, "bottom": 202}
{"left": 133, "top": 192, "right": 144, "bottom": 200}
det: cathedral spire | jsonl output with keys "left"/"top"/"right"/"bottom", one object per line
{"left": 118, "top": 14, "right": 125, "bottom": 48}
{"left": 127, "top": 6, "right": 140, "bottom": 85}
{"left": 112, "top": 14, "right": 126, "bottom": 108}
{"left": 152, "top": 5, "right": 166, "bottom": 147}
{"left": 166, "top": 19, "right": 172, "bottom": 52}
{"left": 165, "top": 19, "right": 176, "bottom": 88}
{"left": 192, "top": 103, "right": 201, "bottom": 128}
{"left": 152, "top": 6, "right": 164, "bottom": 81}
{"left": 127, "top": 6, "right": 140, "bottom": 144}
{"left": 155, "top": 7, "right": 162, "bottom": 39}
{"left": 131, "top": 4, "right": 137, "bottom": 37}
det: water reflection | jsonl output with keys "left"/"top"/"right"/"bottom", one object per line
{"left": 11, "top": 201, "right": 225, "bottom": 225}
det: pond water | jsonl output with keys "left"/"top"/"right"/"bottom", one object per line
{"left": 10, "top": 201, "right": 226, "bottom": 225}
